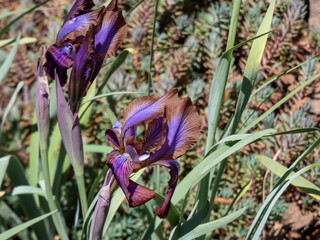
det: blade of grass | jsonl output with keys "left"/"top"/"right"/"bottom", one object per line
{"left": 0, "top": 0, "right": 50, "bottom": 38}
{"left": 6, "top": 155, "right": 51, "bottom": 239}
{"left": 0, "top": 33, "right": 21, "bottom": 84}
{"left": 226, "top": 180, "right": 252, "bottom": 215}
{"left": 197, "top": 0, "right": 242, "bottom": 215}
{"left": 0, "top": 81, "right": 24, "bottom": 143}
{"left": 246, "top": 137, "right": 320, "bottom": 240}
{"left": 239, "top": 72, "right": 320, "bottom": 134}
{"left": 179, "top": 207, "right": 247, "bottom": 240}
{"left": 0, "top": 156, "right": 10, "bottom": 188}
{"left": 0, "top": 37, "right": 37, "bottom": 47}
{"left": 148, "top": 0, "right": 159, "bottom": 95}
{"left": 80, "top": 91, "right": 146, "bottom": 105}
{"left": 125, "top": 0, "right": 145, "bottom": 18}
{"left": 257, "top": 155, "right": 320, "bottom": 201}
{"left": 11, "top": 185, "right": 46, "bottom": 198}
{"left": 0, "top": 210, "right": 57, "bottom": 240}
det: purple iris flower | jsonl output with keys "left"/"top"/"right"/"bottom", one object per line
{"left": 44, "top": 0, "right": 127, "bottom": 114}
{"left": 105, "top": 88, "right": 201, "bottom": 218}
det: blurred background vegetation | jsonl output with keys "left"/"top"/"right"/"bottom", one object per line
{"left": 1, "top": 0, "right": 320, "bottom": 239}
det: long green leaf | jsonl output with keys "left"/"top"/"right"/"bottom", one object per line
{"left": 0, "top": 33, "right": 21, "bottom": 84}
{"left": 11, "top": 185, "right": 46, "bottom": 198}
{"left": 230, "top": 0, "right": 275, "bottom": 134}
{"left": 198, "top": 0, "right": 242, "bottom": 214}
{"left": 257, "top": 155, "right": 320, "bottom": 201}
{"left": 246, "top": 138, "right": 320, "bottom": 239}
{"left": 240, "top": 72, "right": 320, "bottom": 133}
{"left": 179, "top": 207, "right": 247, "bottom": 240}
{"left": 0, "top": 210, "right": 57, "bottom": 240}
{"left": 28, "top": 114, "right": 39, "bottom": 187}
{"left": 0, "top": 156, "right": 10, "bottom": 188}
{"left": 0, "top": 37, "right": 37, "bottom": 47}
{"left": 6, "top": 155, "right": 50, "bottom": 239}
{"left": 174, "top": 129, "right": 274, "bottom": 205}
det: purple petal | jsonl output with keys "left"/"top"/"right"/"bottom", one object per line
{"left": 55, "top": 71, "right": 84, "bottom": 176}
{"left": 68, "top": 26, "right": 95, "bottom": 114}
{"left": 121, "top": 89, "right": 178, "bottom": 141}
{"left": 64, "top": 0, "right": 95, "bottom": 24}
{"left": 105, "top": 122, "right": 122, "bottom": 150}
{"left": 150, "top": 97, "right": 201, "bottom": 162}
{"left": 94, "top": 9, "right": 127, "bottom": 61}
{"left": 138, "top": 117, "right": 164, "bottom": 154}
{"left": 107, "top": 149, "right": 155, "bottom": 207}
{"left": 152, "top": 160, "right": 180, "bottom": 218}
{"left": 44, "top": 43, "right": 76, "bottom": 85}
{"left": 57, "top": 8, "right": 102, "bottom": 45}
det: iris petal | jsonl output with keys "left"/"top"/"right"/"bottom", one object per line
{"left": 57, "top": 8, "right": 102, "bottom": 45}
{"left": 105, "top": 122, "right": 122, "bottom": 150}
{"left": 44, "top": 43, "right": 76, "bottom": 86}
{"left": 68, "top": 26, "right": 95, "bottom": 114}
{"left": 121, "top": 89, "right": 178, "bottom": 140}
{"left": 63, "top": 0, "right": 95, "bottom": 24}
{"left": 107, "top": 149, "right": 155, "bottom": 207}
{"left": 152, "top": 160, "right": 180, "bottom": 218}
{"left": 150, "top": 97, "right": 201, "bottom": 162}
{"left": 94, "top": 9, "right": 127, "bottom": 61}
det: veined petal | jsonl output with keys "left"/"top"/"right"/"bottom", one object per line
{"left": 136, "top": 117, "right": 164, "bottom": 154}
{"left": 152, "top": 160, "right": 180, "bottom": 218}
{"left": 105, "top": 122, "right": 122, "bottom": 150}
{"left": 121, "top": 88, "right": 178, "bottom": 140}
{"left": 94, "top": 9, "right": 127, "bottom": 61}
{"left": 150, "top": 97, "right": 201, "bottom": 162}
{"left": 68, "top": 26, "right": 95, "bottom": 114}
{"left": 64, "top": 0, "right": 95, "bottom": 24}
{"left": 105, "top": 0, "right": 118, "bottom": 11}
{"left": 107, "top": 148, "right": 155, "bottom": 207}
{"left": 57, "top": 8, "right": 103, "bottom": 45}
{"left": 44, "top": 43, "right": 76, "bottom": 85}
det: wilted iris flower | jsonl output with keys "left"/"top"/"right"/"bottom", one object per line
{"left": 105, "top": 88, "right": 201, "bottom": 218}
{"left": 44, "top": 0, "right": 127, "bottom": 114}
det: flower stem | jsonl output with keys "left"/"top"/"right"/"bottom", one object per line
{"left": 40, "top": 148, "right": 69, "bottom": 240}
{"left": 75, "top": 174, "right": 88, "bottom": 218}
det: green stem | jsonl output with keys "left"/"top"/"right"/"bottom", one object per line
{"left": 76, "top": 174, "right": 88, "bottom": 218}
{"left": 40, "top": 148, "right": 69, "bottom": 240}
{"left": 148, "top": 0, "right": 159, "bottom": 95}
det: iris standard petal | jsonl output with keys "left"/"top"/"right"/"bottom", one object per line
{"left": 44, "top": 43, "right": 76, "bottom": 86}
{"left": 57, "top": 8, "right": 103, "bottom": 45}
{"left": 150, "top": 97, "right": 201, "bottom": 162}
{"left": 136, "top": 117, "right": 164, "bottom": 154}
{"left": 107, "top": 148, "right": 155, "bottom": 207}
{"left": 121, "top": 88, "right": 178, "bottom": 140}
{"left": 68, "top": 26, "right": 95, "bottom": 114}
{"left": 105, "top": 122, "right": 122, "bottom": 150}
{"left": 64, "top": 0, "right": 95, "bottom": 24}
{"left": 152, "top": 160, "right": 180, "bottom": 218}
{"left": 94, "top": 9, "right": 127, "bottom": 61}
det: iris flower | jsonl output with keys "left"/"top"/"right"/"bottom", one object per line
{"left": 44, "top": 0, "right": 127, "bottom": 115}
{"left": 105, "top": 88, "right": 201, "bottom": 218}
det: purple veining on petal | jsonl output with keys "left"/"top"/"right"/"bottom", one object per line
{"left": 107, "top": 149, "right": 154, "bottom": 207}
{"left": 152, "top": 160, "right": 180, "bottom": 218}
{"left": 57, "top": 9, "right": 102, "bottom": 45}
{"left": 64, "top": 0, "right": 95, "bottom": 24}
{"left": 94, "top": 9, "right": 127, "bottom": 61}
{"left": 139, "top": 117, "right": 164, "bottom": 154}
{"left": 121, "top": 89, "right": 178, "bottom": 140}
{"left": 44, "top": 43, "right": 76, "bottom": 85}
{"left": 150, "top": 98, "right": 201, "bottom": 162}
{"left": 68, "top": 26, "right": 95, "bottom": 114}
